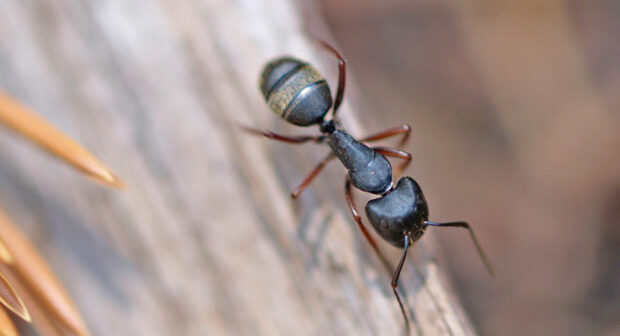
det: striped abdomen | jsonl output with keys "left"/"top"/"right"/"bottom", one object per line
{"left": 259, "top": 57, "right": 332, "bottom": 126}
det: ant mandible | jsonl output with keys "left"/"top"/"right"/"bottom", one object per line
{"left": 243, "top": 40, "right": 494, "bottom": 333}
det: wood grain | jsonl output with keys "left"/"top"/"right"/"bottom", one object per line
{"left": 0, "top": 1, "right": 478, "bottom": 335}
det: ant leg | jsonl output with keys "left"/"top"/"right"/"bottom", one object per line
{"left": 291, "top": 153, "right": 335, "bottom": 199}
{"left": 372, "top": 147, "right": 412, "bottom": 176}
{"left": 317, "top": 40, "right": 346, "bottom": 117}
{"left": 361, "top": 124, "right": 412, "bottom": 148}
{"left": 345, "top": 179, "right": 393, "bottom": 274}
{"left": 240, "top": 125, "right": 325, "bottom": 144}
{"left": 392, "top": 234, "right": 411, "bottom": 335}
{"left": 424, "top": 221, "right": 495, "bottom": 276}
{"left": 345, "top": 179, "right": 410, "bottom": 332}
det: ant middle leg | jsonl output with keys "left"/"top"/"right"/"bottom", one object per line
{"left": 291, "top": 153, "right": 335, "bottom": 199}
{"left": 241, "top": 126, "right": 326, "bottom": 144}
{"left": 372, "top": 147, "right": 412, "bottom": 176}
{"left": 361, "top": 124, "right": 412, "bottom": 148}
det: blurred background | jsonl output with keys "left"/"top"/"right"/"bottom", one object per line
{"left": 317, "top": 0, "right": 620, "bottom": 335}
{"left": 0, "top": 0, "right": 618, "bottom": 335}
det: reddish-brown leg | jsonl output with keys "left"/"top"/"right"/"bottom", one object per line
{"left": 345, "top": 179, "right": 392, "bottom": 273}
{"left": 241, "top": 125, "right": 325, "bottom": 144}
{"left": 317, "top": 40, "right": 346, "bottom": 117}
{"left": 345, "top": 179, "right": 410, "bottom": 333}
{"left": 291, "top": 153, "right": 335, "bottom": 199}
{"left": 361, "top": 124, "right": 412, "bottom": 148}
{"left": 372, "top": 147, "right": 412, "bottom": 176}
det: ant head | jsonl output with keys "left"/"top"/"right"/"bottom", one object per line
{"left": 259, "top": 57, "right": 332, "bottom": 126}
{"left": 365, "top": 177, "right": 429, "bottom": 248}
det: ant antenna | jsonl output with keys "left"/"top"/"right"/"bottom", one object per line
{"left": 391, "top": 234, "right": 411, "bottom": 335}
{"left": 424, "top": 221, "right": 495, "bottom": 276}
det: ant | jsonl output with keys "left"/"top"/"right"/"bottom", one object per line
{"left": 243, "top": 40, "right": 494, "bottom": 333}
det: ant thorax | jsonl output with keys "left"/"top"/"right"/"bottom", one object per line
{"left": 327, "top": 129, "right": 393, "bottom": 195}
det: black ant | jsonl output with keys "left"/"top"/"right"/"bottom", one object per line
{"left": 243, "top": 40, "right": 494, "bottom": 333}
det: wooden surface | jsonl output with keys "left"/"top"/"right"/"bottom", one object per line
{"left": 0, "top": 1, "right": 478, "bottom": 335}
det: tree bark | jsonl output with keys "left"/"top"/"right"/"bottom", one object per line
{"left": 0, "top": 1, "right": 477, "bottom": 335}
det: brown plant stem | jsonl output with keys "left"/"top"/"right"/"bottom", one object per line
{"left": 0, "top": 266, "right": 64, "bottom": 336}
{"left": 0, "top": 307, "right": 18, "bottom": 336}
{"left": 0, "top": 237, "right": 13, "bottom": 264}
{"left": 0, "top": 89, "right": 124, "bottom": 188}
{"left": 0, "top": 209, "right": 90, "bottom": 336}
{"left": 0, "top": 272, "right": 29, "bottom": 322}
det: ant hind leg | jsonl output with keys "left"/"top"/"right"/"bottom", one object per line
{"left": 316, "top": 40, "right": 346, "bottom": 118}
{"left": 240, "top": 125, "right": 326, "bottom": 144}
{"left": 361, "top": 124, "right": 412, "bottom": 148}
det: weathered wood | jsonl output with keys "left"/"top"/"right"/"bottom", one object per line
{"left": 0, "top": 1, "right": 477, "bottom": 335}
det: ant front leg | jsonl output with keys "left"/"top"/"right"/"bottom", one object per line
{"left": 345, "top": 179, "right": 410, "bottom": 333}
{"left": 372, "top": 147, "right": 412, "bottom": 176}
{"left": 241, "top": 126, "right": 326, "bottom": 144}
{"left": 361, "top": 124, "right": 412, "bottom": 148}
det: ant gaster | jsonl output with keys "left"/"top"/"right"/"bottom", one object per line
{"left": 244, "top": 40, "right": 494, "bottom": 333}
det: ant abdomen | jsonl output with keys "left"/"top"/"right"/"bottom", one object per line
{"left": 366, "top": 177, "right": 429, "bottom": 248}
{"left": 259, "top": 57, "right": 332, "bottom": 126}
